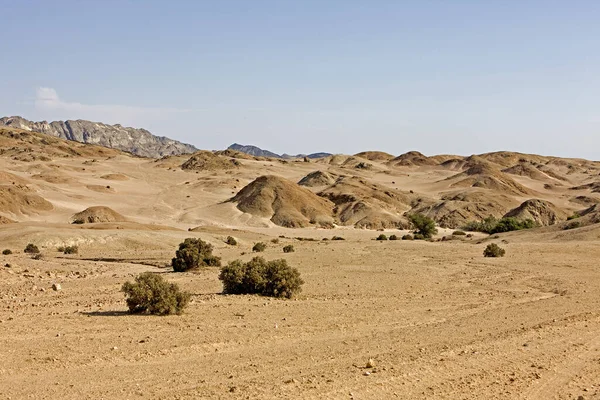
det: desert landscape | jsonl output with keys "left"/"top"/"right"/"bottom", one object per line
{"left": 0, "top": 123, "right": 599, "bottom": 399}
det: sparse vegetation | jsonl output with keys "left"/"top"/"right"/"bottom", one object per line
{"left": 376, "top": 234, "right": 388, "bottom": 241}
{"left": 271, "top": 238, "right": 280, "bottom": 244}
{"left": 171, "top": 238, "right": 221, "bottom": 272}
{"left": 57, "top": 246, "right": 65, "bottom": 252}
{"left": 413, "top": 233, "right": 425, "bottom": 240}
{"left": 253, "top": 242, "right": 267, "bottom": 252}
{"left": 408, "top": 213, "right": 438, "bottom": 238}
{"left": 283, "top": 245, "right": 295, "bottom": 253}
{"left": 226, "top": 236, "right": 238, "bottom": 246}
{"left": 463, "top": 216, "right": 536, "bottom": 234}
{"left": 452, "top": 230, "right": 466, "bottom": 236}
{"left": 483, "top": 243, "right": 506, "bottom": 257}
{"left": 24, "top": 243, "right": 40, "bottom": 254}
{"left": 63, "top": 245, "right": 78, "bottom": 254}
{"left": 402, "top": 234, "right": 414, "bottom": 240}
{"left": 121, "top": 272, "right": 190, "bottom": 315}
{"left": 2, "top": 249, "right": 11, "bottom": 255}
{"left": 219, "top": 256, "right": 304, "bottom": 298}
{"left": 389, "top": 234, "right": 398, "bottom": 240}
{"left": 567, "top": 213, "right": 580, "bottom": 220}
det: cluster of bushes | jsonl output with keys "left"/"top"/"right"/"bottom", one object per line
{"left": 463, "top": 216, "right": 536, "bottom": 234}
{"left": 123, "top": 237, "right": 306, "bottom": 315}
{"left": 219, "top": 257, "right": 304, "bottom": 298}
{"left": 171, "top": 238, "right": 221, "bottom": 272}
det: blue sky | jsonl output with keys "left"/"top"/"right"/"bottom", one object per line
{"left": 1, "top": 1, "right": 599, "bottom": 159}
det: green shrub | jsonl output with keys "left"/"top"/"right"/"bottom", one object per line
{"left": 389, "top": 234, "right": 398, "bottom": 240}
{"left": 402, "top": 234, "right": 414, "bottom": 240}
{"left": 2, "top": 249, "right": 11, "bottom": 255}
{"left": 463, "top": 217, "right": 536, "bottom": 234}
{"left": 331, "top": 236, "right": 345, "bottom": 241}
{"left": 171, "top": 238, "right": 221, "bottom": 272}
{"left": 413, "top": 233, "right": 425, "bottom": 240}
{"left": 219, "top": 257, "right": 304, "bottom": 298}
{"left": 483, "top": 243, "right": 506, "bottom": 257}
{"left": 564, "top": 220, "right": 581, "bottom": 230}
{"left": 24, "top": 243, "right": 40, "bottom": 254}
{"left": 376, "top": 234, "right": 388, "bottom": 241}
{"left": 252, "top": 242, "right": 267, "bottom": 252}
{"left": 63, "top": 245, "right": 78, "bottom": 254}
{"left": 407, "top": 214, "right": 438, "bottom": 238}
{"left": 283, "top": 245, "right": 295, "bottom": 253}
{"left": 121, "top": 272, "right": 190, "bottom": 315}
{"left": 452, "top": 230, "right": 466, "bottom": 236}
{"left": 226, "top": 236, "right": 237, "bottom": 246}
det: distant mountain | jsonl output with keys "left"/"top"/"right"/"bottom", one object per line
{"left": 228, "top": 143, "right": 331, "bottom": 159}
{"left": 228, "top": 143, "right": 281, "bottom": 158}
{"left": 0, "top": 116, "right": 197, "bottom": 158}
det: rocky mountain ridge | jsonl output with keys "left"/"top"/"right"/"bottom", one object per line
{"left": 0, "top": 116, "right": 197, "bottom": 158}
{"left": 228, "top": 143, "right": 331, "bottom": 159}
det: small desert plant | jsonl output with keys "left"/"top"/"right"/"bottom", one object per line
{"left": 376, "top": 234, "right": 388, "bottom": 241}
{"left": 121, "top": 272, "right": 190, "bottom": 315}
{"left": 402, "top": 234, "right": 414, "bottom": 240}
{"left": 413, "top": 233, "right": 425, "bottom": 240}
{"left": 483, "top": 243, "right": 506, "bottom": 257}
{"left": 389, "top": 234, "right": 398, "bottom": 240}
{"left": 283, "top": 245, "right": 295, "bottom": 253}
{"left": 331, "top": 236, "right": 345, "bottom": 241}
{"left": 567, "top": 213, "right": 580, "bottom": 220}
{"left": 271, "top": 238, "right": 280, "bottom": 244}
{"left": 225, "top": 236, "right": 237, "bottom": 246}
{"left": 452, "top": 230, "right": 466, "bottom": 236}
{"left": 24, "top": 243, "right": 40, "bottom": 254}
{"left": 63, "top": 245, "right": 78, "bottom": 254}
{"left": 219, "top": 257, "right": 304, "bottom": 298}
{"left": 407, "top": 214, "right": 438, "bottom": 238}
{"left": 2, "top": 249, "right": 11, "bottom": 255}
{"left": 252, "top": 242, "right": 267, "bottom": 252}
{"left": 57, "top": 246, "right": 65, "bottom": 252}
{"left": 172, "top": 238, "right": 221, "bottom": 272}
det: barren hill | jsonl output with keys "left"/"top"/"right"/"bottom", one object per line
{"left": 230, "top": 175, "right": 334, "bottom": 228}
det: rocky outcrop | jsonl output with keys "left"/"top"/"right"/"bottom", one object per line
{"left": 0, "top": 116, "right": 197, "bottom": 158}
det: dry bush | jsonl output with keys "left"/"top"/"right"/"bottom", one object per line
{"left": 283, "top": 245, "right": 295, "bottom": 253}
{"left": 483, "top": 243, "right": 506, "bottom": 257}
{"left": 226, "top": 236, "right": 237, "bottom": 246}
{"left": 122, "top": 272, "right": 190, "bottom": 315}
{"left": 389, "top": 234, "right": 398, "bottom": 240}
{"left": 63, "top": 245, "right": 78, "bottom": 254}
{"left": 219, "top": 257, "right": 304, "bottom": 298}
{"left": 402, "top": 234, "right": 414, "bottom": 240}
{"left": 172, "top": 238, "right": 221, "bottom": 272}
{"left": 252, "top": 242, "right": 267, "bottom": 252}
{"left": 24, "top": 243, "right": 40, "bottom": 254}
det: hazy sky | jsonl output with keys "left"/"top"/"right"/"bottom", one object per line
{"left": 1, "top": 1, "right": 599, "bottom": 159}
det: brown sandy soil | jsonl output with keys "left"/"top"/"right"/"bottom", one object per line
{"left": 1, "top": 128, "right": 600, "bottom": 398}
{"left": 1, "top": 227, "right": 600, "bottom": 399}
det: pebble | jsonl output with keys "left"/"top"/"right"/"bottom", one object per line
{"left": 52, "top": 283, "right": 61, "bottom": 291}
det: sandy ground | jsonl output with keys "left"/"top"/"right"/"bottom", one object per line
{"left": 1, "top": 225, "right": 600, "bottom": 400}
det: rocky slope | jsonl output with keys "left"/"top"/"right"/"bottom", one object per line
{"left": 228, "top": 143, "right": 331, "bottom": 159}
{"left": 0, "top": 116, "right": 197, "bottom": 158}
